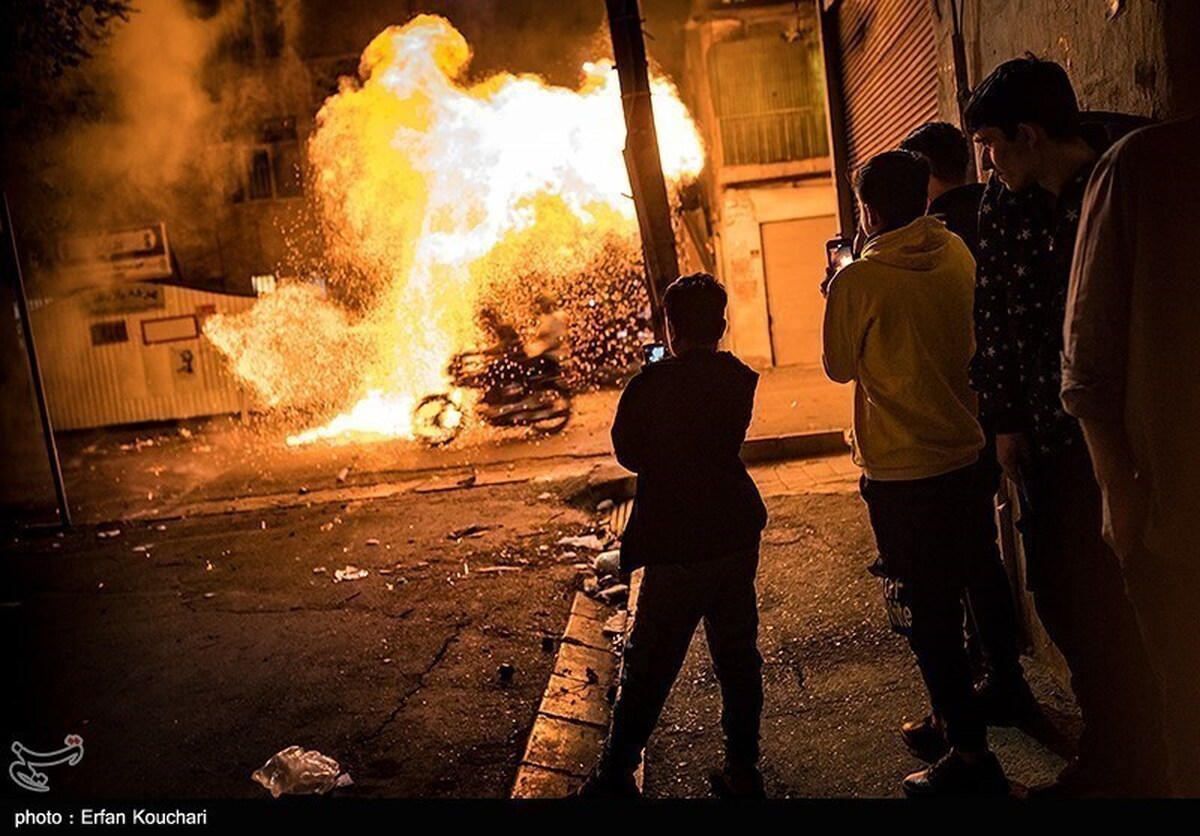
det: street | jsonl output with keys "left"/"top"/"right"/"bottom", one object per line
{"left": 4, "top": 448, "right": 1075, "bottom": 799}
{"left": 4, "top": 472, "right": 598, "bottom": 798}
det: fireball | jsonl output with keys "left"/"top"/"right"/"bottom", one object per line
{"left": 205, "top": 14, "right": 704, "bottom": 445}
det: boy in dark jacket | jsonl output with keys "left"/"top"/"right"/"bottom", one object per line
{"left": 579, "top": 273, "right": 768, "bottom": 798}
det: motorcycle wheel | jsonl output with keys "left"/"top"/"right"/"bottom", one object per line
{"left": 527, "top": 390, "right": 571, "bottom": 436}
{"left": 413, "top": 394, "right": 464, "bottom": 447}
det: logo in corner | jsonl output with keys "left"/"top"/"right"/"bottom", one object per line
{"left": 9, "top": 735, "right": 84, "bottom": 793}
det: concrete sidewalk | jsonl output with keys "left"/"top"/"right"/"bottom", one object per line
{"left": 748, "top": 363, "right": 851, "bottom": 438}
{"left": 635, "top": 454, "right": 1074, "bottom": 798}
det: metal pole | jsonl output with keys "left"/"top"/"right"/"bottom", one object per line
{"left": 3, "top": 193, "right": 71, "bottom": 528}
{"left": 814, "top": 0, "right": 857, "bottom": 238}
{"left": 605, "top": 0, "right": 680, "bottom": 340}
{"left": 948, "top": 0, "right": 979, "bottom": 181}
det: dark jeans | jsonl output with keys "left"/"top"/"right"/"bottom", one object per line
{"left": 602, "top": 551, "right": 763, "bottom": 775}
{"left": 964, "top": 435, "right": 1023, "bottom": 685}
{"left": 1020, "top": 442, "right": 1167, "bottom": 787}
{"left": 1121, "top": 548, "right": 1200, "bottom": 796}
{"left": 861, "top": 460, "right": 995, "bottom": 752}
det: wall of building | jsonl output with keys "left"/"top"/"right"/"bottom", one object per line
{"left": 931, "top": 0, "right": 1185, "bottom": 125}
{"left": 685, "top": 2, "right": 838, "bottom": 367}
{"left": 718, "top": 178, "right": 838, "bottom": 368}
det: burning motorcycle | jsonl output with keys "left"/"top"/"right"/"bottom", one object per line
{"left": 412, "top": 351, "right": 572, "bottom": 446}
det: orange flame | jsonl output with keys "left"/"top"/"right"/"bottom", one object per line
{"left": 205, "top": 15, "right": 704, "bottom": 445}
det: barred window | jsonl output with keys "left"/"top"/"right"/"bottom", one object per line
{"left": 708, "top": 33, "right": 829, "bottom": 166}
{"left": 90, "top": 320, "right": 129, "bottom": 346}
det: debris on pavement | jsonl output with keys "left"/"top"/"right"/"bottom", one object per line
{"left": 312, "top": 566, "right": 327, "bottom": 575}
{"left": 497, "top": 662, "right": 516, "bottom": 685}
{"left": 333, "top": 565, "right": 369, "bottom": 582}
{"left": 556, "top": 533, "right": 606, "bottom": 551}
{"left": 96, "top": 529, "right": 121, "bottom": 540}
{"left": 365, "top": 538, "right": 380, "bottom": 547}
{"left": 476, "top": 565, "right": 522, "bottom": 574}
{"left": 593, "top": 550, "right": 621, "bottom": 577}
{"left": 447, "top": 524, "right": 496, "bottom": 541}
{"left": 537, "top": 492, "right": 553, "bottom": 501}
{"left": 598, "top": 584, "right": 629, "bottom": 606}
{"left": 251, "top": 746, "right": 349, "bottom": 798}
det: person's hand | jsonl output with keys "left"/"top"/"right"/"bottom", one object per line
{"left": 820, "top": 267, "right": 835, "bottom": 298}
{"left": 995, "top": 432, "right": 1031, "bottom": 488}
{"left": 1099, "top": 472, "right": 1150, "bottom": 561}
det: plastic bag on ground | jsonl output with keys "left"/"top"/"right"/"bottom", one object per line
{"left": 252, "top": 745, "right": 346, "bottom": 798}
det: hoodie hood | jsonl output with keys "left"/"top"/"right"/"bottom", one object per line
{"left": 861, "top": 215, "right": 959, "bottom": 273}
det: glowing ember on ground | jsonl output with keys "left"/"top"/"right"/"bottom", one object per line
{"left": 204, "top": 14, "right": 704, "bottom": 445}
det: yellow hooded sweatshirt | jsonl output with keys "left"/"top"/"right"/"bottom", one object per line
{"left": 822, "top": 215, "right": 983, "bottom": 481}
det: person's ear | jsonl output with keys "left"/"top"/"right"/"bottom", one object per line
{"left": 1016, "top": 122, "right": 1040, "bottom": 149}
{"left": 863, "top": 203, "right": 882, "bottom": 234}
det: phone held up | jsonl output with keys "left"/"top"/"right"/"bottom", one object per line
{"left": 826, "top": 234, "right": 855, "bottom": 273}
{"left": 642, "top": 343, "right": 668, "bottom": 365}
{"left": 822, "top": 234, "right": 856, "bottom": 297}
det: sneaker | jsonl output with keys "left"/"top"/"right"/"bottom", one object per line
{"left": 709, "top": 760, "right": 766, "bottom": 799}
{"left": 574, "top": 766, "right": 641, "bottom": 799}
{"left": 900, "top": 715, "right": 949, "bottom": 763}
{"left": 975, "top": 674, "right": 1040, "bottom": 727}
{"left": 902, "top": 750, "right": 1010, "bottom": 798}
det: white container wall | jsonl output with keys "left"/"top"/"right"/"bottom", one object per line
{"left": 30, "top": 283, "right": 256, "bottom": 430}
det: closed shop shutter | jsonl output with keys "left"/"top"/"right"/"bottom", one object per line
{"left": 835, "top": 0, "right": 939, "bottom": 174}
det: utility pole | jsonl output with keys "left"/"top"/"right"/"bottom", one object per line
{"left": 3, "top": 194, "right": 71, "bottom": 529}
{"left": 605, "top": 0, "right": 679, "bottom": 339}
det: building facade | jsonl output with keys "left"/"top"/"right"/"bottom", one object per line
{"left": 681, "top": 0, "right": 839, "bottom": 370}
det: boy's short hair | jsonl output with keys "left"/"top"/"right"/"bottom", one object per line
{"left": 964, "top": 57, "right": 1081, "bottom": 139}
{"left": 664, "top": 273, "right": 726, "bottom": 344}
{"left": 899, "top": 122, "right": 971, "bottom": 184}
{"left": 853, "top": 150, "right": 930, "bottom": 230}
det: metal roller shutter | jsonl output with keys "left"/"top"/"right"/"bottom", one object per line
{"left": 836, "top": 0, "right": 939, "bottom": 173}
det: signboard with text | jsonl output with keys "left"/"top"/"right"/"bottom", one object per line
{"left": 59, "top": 223, "right": 172, "bottom": 283}
{"left": 81, "top": 283, "right": 166, "bottom": 317}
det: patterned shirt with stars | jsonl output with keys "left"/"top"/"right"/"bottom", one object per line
{"left": 970, "top": 164, "right": 1095, "bottom": 456}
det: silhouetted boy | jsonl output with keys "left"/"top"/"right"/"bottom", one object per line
{"left": 579, "top": 273, "right": 768, "bottom": 798}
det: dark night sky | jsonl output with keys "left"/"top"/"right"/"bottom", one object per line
{"left": 298, "top": 0, "right": 693, "bottom": 86}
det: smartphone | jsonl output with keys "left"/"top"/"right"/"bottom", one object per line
{"left": 642, "top": 343, "right": 668, "bottom": 364}
{"left": 826, "top": 235, "right": 855, "bottom": 273}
